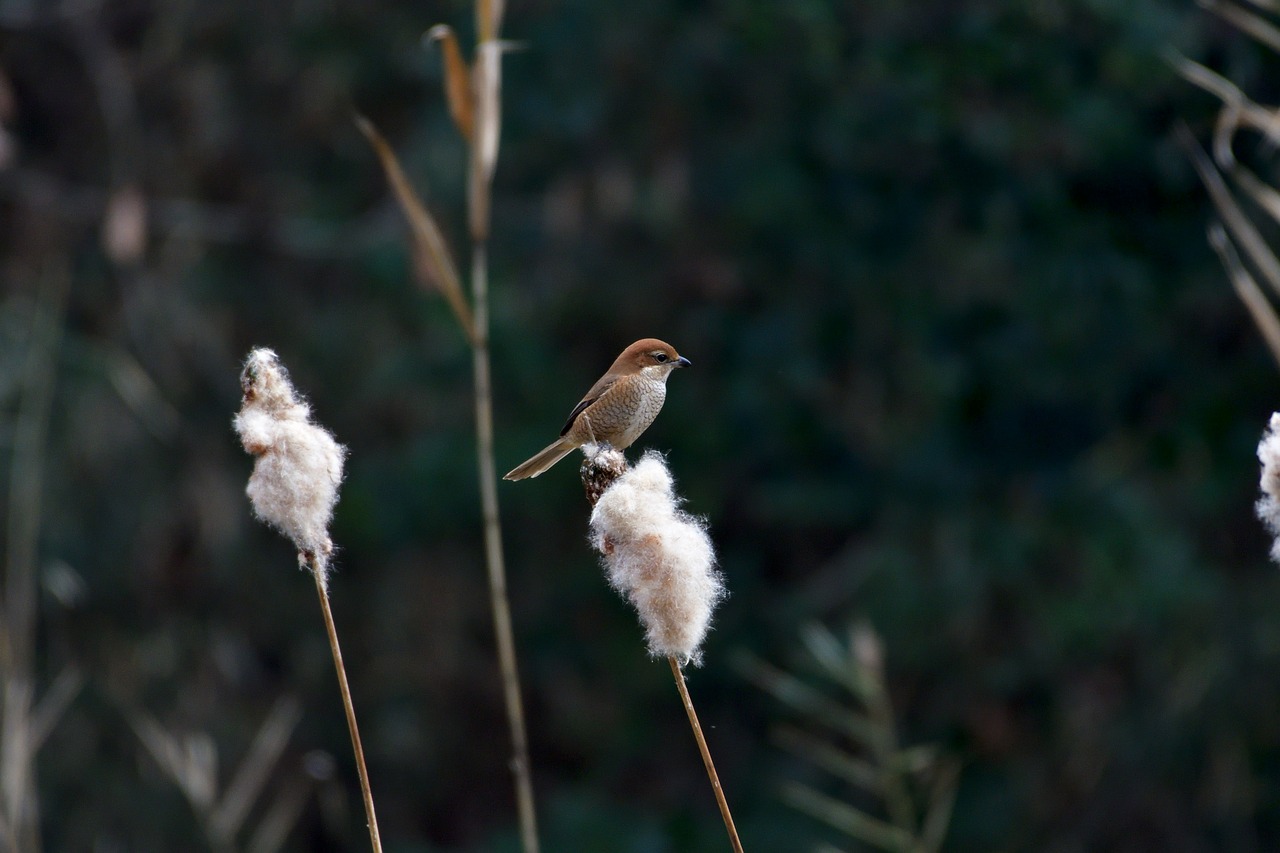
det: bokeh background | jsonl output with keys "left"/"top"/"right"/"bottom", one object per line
{"left": 1, "top": 0, "right": 1277, "bottom": 849}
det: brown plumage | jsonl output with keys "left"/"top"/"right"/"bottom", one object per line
{"left": 504, "top": 338, "right": 690, "bottom": 480}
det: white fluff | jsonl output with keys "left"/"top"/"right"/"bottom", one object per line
{"left": 234, "top": 348, "right": 346, "bottom": 585}
{"left": 1258, "top": 412, "right": 1280, "bottom": 563}
{"left": 590, "top": 452, "right": 724, "bottom": 665}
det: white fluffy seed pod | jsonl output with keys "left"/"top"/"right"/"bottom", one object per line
{"left": 1257, "top": 412, "right": 1280, "bottom": 563}
{"left": 589, "top": 452, "right": 724, "bottom": 665}
{"left": 234, "top": 348, "right": 346, "bottom": 586}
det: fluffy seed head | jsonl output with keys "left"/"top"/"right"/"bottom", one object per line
{"left": 234, "top": 348, "right": 346, "bottom": 585}
{"left": 589, "top": 452, "right": 724, "bottom": 665}
{"left": 1258, "top": 412, "right": 1280, "bottom": 563}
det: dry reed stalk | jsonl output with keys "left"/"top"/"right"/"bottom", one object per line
{"left": 669, "top": 656, "right": 744, "bottom": 853}
{"left": 361, "top": 5, "right": 540, "bottom": 846}
{"left": 310, "top": 554, "right": 383, "bottom": 853}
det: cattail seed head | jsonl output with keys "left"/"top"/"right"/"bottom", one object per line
{"left": 234, "top": 348, "right": 346, "bottom": 586}
{"left": 588, "top": 452, "right": 724, "bottom": 665}
{"left": 580, "top": 443, "right": 628, "bottom": 505}
{"left": 1257, "top": 412, "right": 1280, "bottom": 563}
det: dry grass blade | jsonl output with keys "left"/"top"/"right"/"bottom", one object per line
{"left": 1210, "top": 92, "right": 1280, "bottom": 169}
{"left": 425, "top": 25, "right": 474, "bottom": 143}
{"left": 3, "top": 265, "right": 66, "bottom": 851}
{"left": 130, "top": 713, "right": 179, "bottom": 775}
{"left": 1, "top": 680, "right": 33, "bottom": 837}
{"left": 1200, "top": 0, "right": 1280, "bottom": 51}
{"left": 775, "top": 725, "right": 882, "bottom": 793}
{"left": 130, "top": 712, "right": 218, "bottom": 814}
{"left": 919, "top": 759, "right": 961, "bottom": 853}
{"left": 209, "top": 695, "right": 303, "bottom": 844}
{"left": 1172, "top": 50, "right": 1242, "bottom": 106}
{"left": 737, "top": 652, "right": 880, "bottom": 745}
{"left": 103, "top": 344, "right": 182, "bottom": 439}
{"left": 1233, "top": 168, "right": 1280, "bottom": 226}
{"left": 247, "top": 773, "right": 311, "bottom": 853}
{"left": 355, "top": 114, "right": 476, "bottom": 342}
{"left": 782, "top": 781, "right": 914, "bottom": 852}
{"left": 891, "top": 744, "right": 939, "bottom": 776}
{"left": 802, "top": 622, "right": 878, "bottom": 702}
{"left": 183, "top": 733, "right": 219, "bottom": 813}
{"left": 1208, "top": 223, "right": 1280, "bottom": 367}
{"left": 800, "top": 622, "right": 848, "bottom": 678}
{"left": 1178, "top": 123, "right": 1280, "bottom": 298}
{"left": 28, "top": 665, "right": 82, "bottom": 751}
{"left": 1174, "top": 54, "right": 1280, "bottom": 165}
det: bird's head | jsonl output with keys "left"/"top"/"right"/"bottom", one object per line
{"left": 618, "top": 338, "right": 691, "bottom": 378}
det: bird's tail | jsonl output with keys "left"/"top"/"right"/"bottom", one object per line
{"left": 504, "top": 437, "right": 577, "bottom": 480}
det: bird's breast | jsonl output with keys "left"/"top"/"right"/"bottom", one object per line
{"left": 578, "top": 374, "right": 667, "bottom": 449}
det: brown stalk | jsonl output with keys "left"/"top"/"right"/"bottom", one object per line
{"left": 476, "top": 0, "right": 505, "bottom": 42}
{"left": 360, "top": 10, "right": 538, "bottom": 848}
{"left": 462, "top": 7, "right": 539, "bottom": 850}
{"left": 310, "top": 556, "right": 383, "bottom": 853}
{"left": 469, "top": 245, "right": 539, "bottom": 853}
{"left": 668, "top": 656, "right": 744, "bottom": 853}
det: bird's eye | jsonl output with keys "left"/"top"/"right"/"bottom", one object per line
{"left": 653, "top": 352, "right": 669, "bottom": 363}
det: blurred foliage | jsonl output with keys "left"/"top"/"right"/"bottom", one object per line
{"left": 741, "top": 622, "right": 959, "bottom": 853}
{"left": 0, "top": 0, "right": 1278, "bottom": 849}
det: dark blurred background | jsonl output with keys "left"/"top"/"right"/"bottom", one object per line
{"left": 0, "top": 0, "right": 1276, "bottom": 850}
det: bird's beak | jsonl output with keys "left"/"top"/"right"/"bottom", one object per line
{"left": 677, "top": 355, "right": 692, "bottom": 368}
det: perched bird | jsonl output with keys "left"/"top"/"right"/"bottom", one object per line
{"left": 504, "top": 338, "right": 691, "bottom": 480}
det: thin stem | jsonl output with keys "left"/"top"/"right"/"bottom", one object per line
{"left": 471, "top": 243, "right": 540, "bottom": 852}
{"left": 668, "top": 656, "right": 744, "bottom": 853}
{"left": 311, "top": 562, "right": 383, "bottom": 853}
{"left": 464, "top": 9, "right": 537, "bottom": 845}
{"left": 2, "top": 267, "right": 67, "bottom": 852}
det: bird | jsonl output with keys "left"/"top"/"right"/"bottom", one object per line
{"left": 504, "top": 338, "right": 691, "bottom": 480}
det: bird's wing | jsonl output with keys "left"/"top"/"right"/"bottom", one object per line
{"left": 559, "top": 373, "right": 619, "bottom": 436}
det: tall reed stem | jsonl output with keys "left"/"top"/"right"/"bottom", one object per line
{"left": 668, "top": 656, "right": 744, "bottom": 853}
{"left": 470, "top": 243, "right": 540, "bottom": 852}
{"left": 312, "top": 560, "right": 383, "bottom": 853}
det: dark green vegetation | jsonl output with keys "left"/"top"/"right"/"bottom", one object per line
{"left": 1, "top": 0, "right": 1276, "bottom": 849}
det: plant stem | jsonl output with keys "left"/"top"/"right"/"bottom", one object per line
{"left": 3, "top": 267, "right": 67, "bottom": 852}
{"left": 471, "top": 243, "right": 540, "bottom": 853}
{"left": 668, "top": 656, "right": 744, "bottom": 853}
{"left": 312, "top": 562, "right": 383, "bottom": 853}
